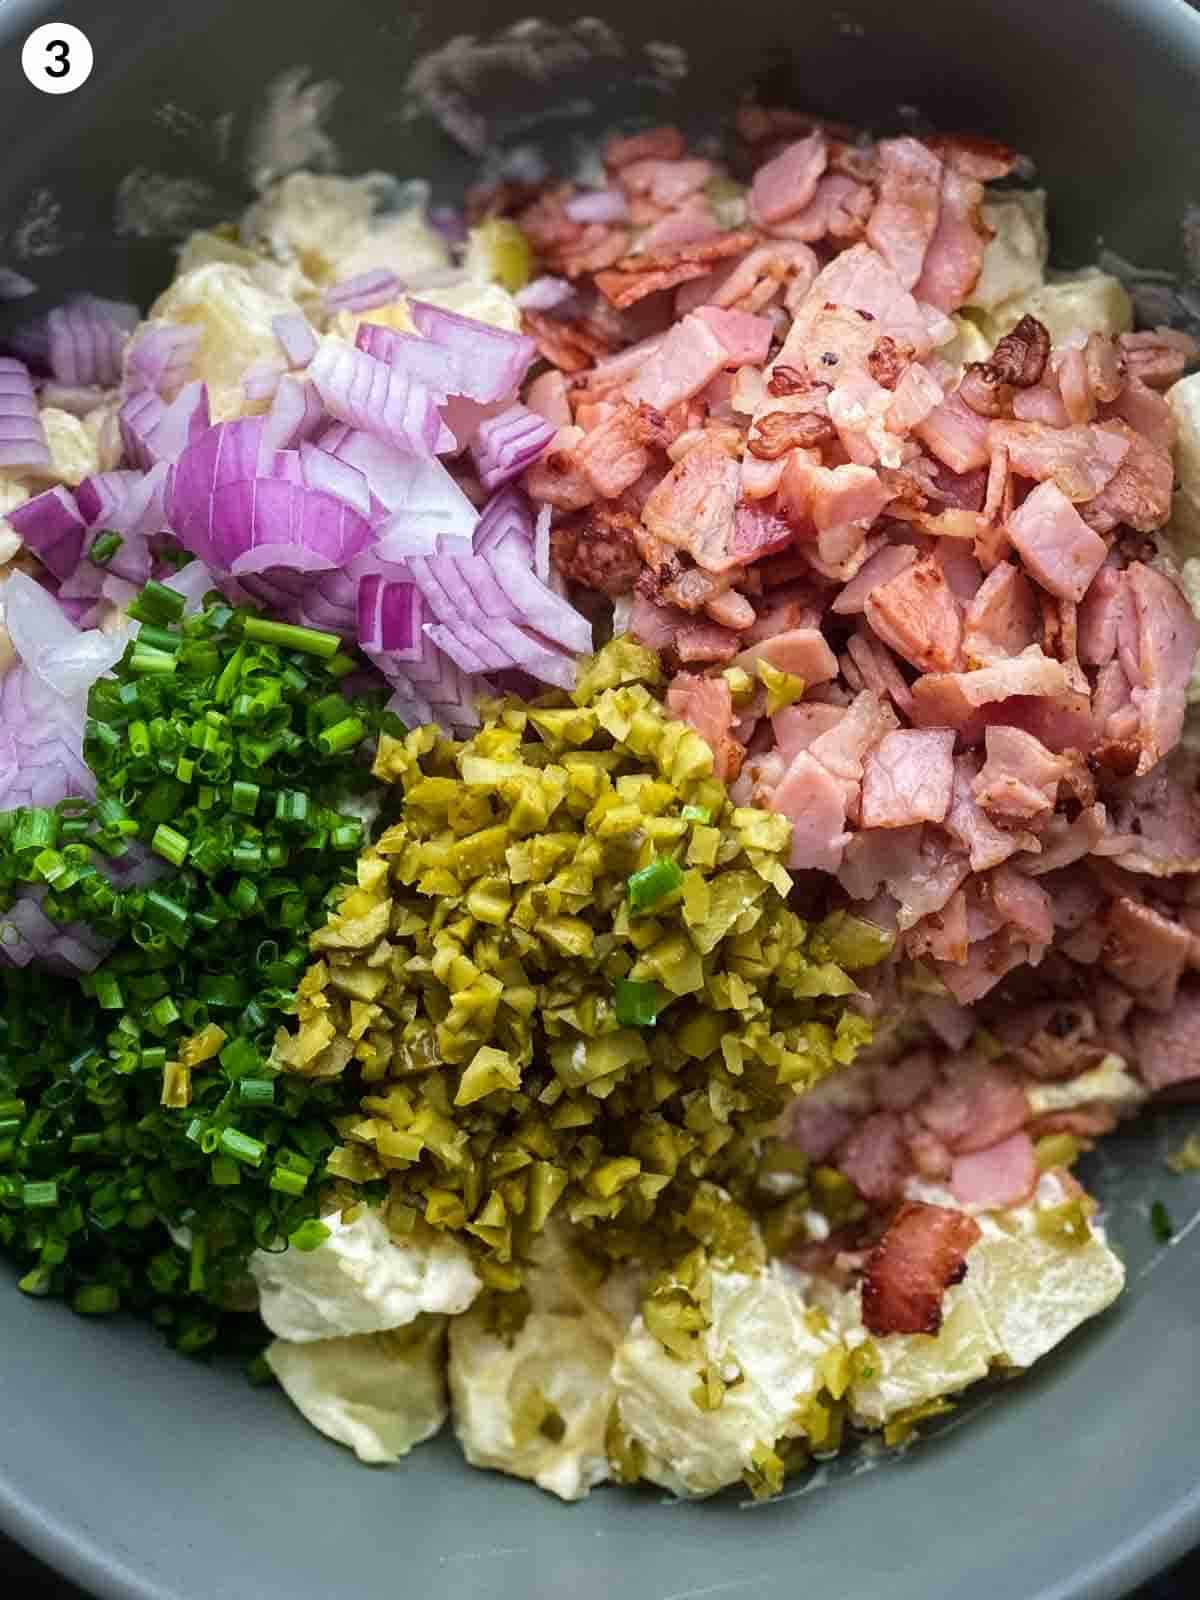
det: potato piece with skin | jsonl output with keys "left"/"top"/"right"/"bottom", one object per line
{"left": 33, "top": 408, "right": 100, "bottom": 488}
{"left": 266, "top": 1317, "right": 448, "bottom": 1464}
{"left": 329, "top": 280, "right": 524, "bottom": 346}
{"left": 613, "top": 1263, "right": 841, "bottom": 1498}
{"left": 970, "top": 189, "right": 1049, "bottom": 313}
{"left": 1167, "top": 373, "right": 1200, "bottom": 555}
{"left": 982, "top": 268, "right": 1133, "bottom": 346}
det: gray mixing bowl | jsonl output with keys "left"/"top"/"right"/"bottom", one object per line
{"left": 1, "top": 1, "right": 1200, "bottom": 1596}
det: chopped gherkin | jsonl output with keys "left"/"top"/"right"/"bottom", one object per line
{"left": 277, "top": 640, "right": 870, "bottom": 1281}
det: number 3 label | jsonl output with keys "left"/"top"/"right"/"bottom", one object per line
{"left": 22, "top": 23, "right": 94, "bottom": 94}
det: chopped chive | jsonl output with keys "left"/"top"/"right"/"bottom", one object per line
{"left": 218, "top": 1127, "right": 266, "bottom": 1168}
{"left": 22, "top": 1180, "right": 59, "bottom": 1209}
{"left": 627, "top": 857, "right": 684, "bottom": 913}
{"left": 129, "top": 646, "right": 178, "bottom": 676}
{"left": 92, "top": 972, "right": 124, "bottom": 1010}
{"left": 89, "top": 530, "right": 123, "bottom": 566}
{"left": 127, "top": 580, "right": 185, "bottom": 625}
{"left": 241, "top": 616, "right": 340, "bottom": 658}
{"left": 231, "top": 780, "right": 260, "bottom": 815}
{"left": 316, "top": 716, "right": 366, "bottom": 756}
{"left": 238, "top": 1077, "right": 275, "bottom": 1105}
{"left": 73, "top": 1283, "right": 121, "bottom": 1315}
{"left": 288, "top": 1219, "right": 331, "bottom": 1252}
{"left": 151, "top": 823, "right": 190, "bottom": 866}
{"left": 270, "top": 1166, "right": 307, "bottom": 1197}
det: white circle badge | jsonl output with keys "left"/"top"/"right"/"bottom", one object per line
{"left": 22, "top": 23, "right": 94, "bottom": 95}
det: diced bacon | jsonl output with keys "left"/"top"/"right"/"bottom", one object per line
{"left": 766, "top": 749, "right": 851, "bottom": 871}
{"left": 837, "top": 1111, "right": 910, "bottom": 1201}
{"left": 772, "top": 173, "right": 874, "bottom": 243}
{"left": 1017, "top": 803, "right": 1107, "bottom": 875}
{"left": 1013, "top": 379, "right": 1070, "bottom": 428}
{"left": 988, "top": 420, "right": 1130, "bottom": 502}
{"left": 788, "top": 1096, "right": 860, "bottom": 1161}
{"left": 629, "top": 592, "right": 685, "bottom": 652}
{"left": 734, "top": 626, "right": 839, "bottom": 684}
{"left": 720, "top": 503, "right": 787, "bottom": 571}
{"left": 1131, "top": 984, "right": 1200, "bottom": 1092}
{"left": 619, "top": 156, "right": 713, "bottom": 207}
{"left": 641, "top": 435, "right": 741, "bottom": 573}
{"left": 924, "top": 133, "right": 1018, "bottom": 182}
{"left": 833, "top": 542, "right": 918, "bottom": 615}
{"left": 875, "top": 1051, "right": 940, "bottom": 1112}
{"left": 1105, "top": 375, "right": 1176, "bottom": 453}
{"left": 1104, "top": 759, "right": 1200, "bottom": 877}
{"left": 906, "top": 887, "right": 969, "bottom": 964}
{"left": 666, "top": 671, "right": 744, "bottom": 781}
{"left": 693, "top": 305, "right": 773, "bottom": 367}
{"left": 639, "top": 201, "right": 723, "bottom": 255}
{"left": 861, "top": 1201, "right": 981, "bottom": 1337}
{"left": 744, "top": 581, "right": 825, "bottom": 644}
{"left": 525, "top": 368, "right": 573, "bottom": 428}
{"left": 594, "top": 229, "right": 757, "bottom": 309}
{"left": 739, "top": 455, "right": 785, "bottom": 504}
{"left": 839, "top": 824, "right": 968, "bottom": 930}
{"left": 684, "top": 241, "right": 821, "bottom": 318}
{"left": 861, "top": 729, "right": 956, "bottom": 828}
{"left": 937, "top": 931, "right": 1031, "bottom": 1003}
{"left": 950, "top": 1132, "right": 1038, "bottom": 1209}
{"left": 676, "top": 619, "right": 741, "bottom": 663}
{"left": 989, "top": 863, "right": 1054, "bottom": 948}
{"left": 915, "top": 390, "right": 992, "bottom": 473}
{"left": 919, "top": 1060, "right": 1030, "bottom": 1154}
{"left": 937, "top": 541, "right": 984, "bottom": 605}
{"left": 574, "top": 403, "right": 652, "bottom": 499}
{"left": 912, "top": 168, "right": 989, "bottom": 312}
{"left": 846, "top": 626, "right": 915, "bottom": 716}
{"left": 772, "top": 702, "right": 846, "bottom": 763}
{"left": 521, "top": 425, "right": 596, "bottom": 511}
{"left": 1122, "top": 562, "right": 1200, "bottom": 773}
{"left": 749, "top": 131, "right": 829, "bottom": 225}
{"left": 1056, "top": 347, "right": 1094, "bottom": 425}
{"left": 1102, "top": 896, "right": 1192, "bottom": 1013}
{"left": 911, "top": 645, "right": 1070, "bottom": 724}
{"left": 605, "top": 126, "right": 686, "bottom": 169}
{"left": 1028, "top": 1106, "right": 1120, "bottom": 1141}
{"left": 1117, "top": 326, "right": 1198, "bottom": 390}
{"left": 578, "top": 332, "right": 666, "bottom": 395}
{"left": 706, "top": 586, "right": 756, "bottom": 631}
{"left": 625, "top": 312, "right": 729, "bottom": 413}
{"left": 1006, "top": 480, "right": 1108, "bottom": 603}
{"left": 1079, "top": 419, "right": 1175, "bottom": 534}
{"left": 809, "top": 690, "right": 898, "bottom": 786}
{"left": 907, "top": 1126, "right": 955, "bottom": 1180}
{"left": 1077, "top": 565, "right": 1130, "bottom": 666}
{"left": 865, "top": 554, "right": 963, "bottom": 673}
{"left": 918, "top": 994, "right": 976, "bottom": 1052}
{"left": 660, "top": 566, "right": 729, "bottom": 613}
{"left": 942, "top": 755, "right": 1023, "bottom": 872}
{"left": 558, "top": 224, "right": 633, "bottom": 279}
{"left": 866, "top": 137, "right": 944, "bottom": 291}
{"left": 773, "top": 245, "right": 934, "bottom": 385}
{"left": 962, "top": 561, "right": 1039, "bottom": 663}
{"left": 886, "top": 363, "right": 944, "bottom": 434}
{"left": 973, "top": 725, "right": 1074, "bottom": 819}
{"left": 550, "top": 507, "right": 643, "bottom": 596}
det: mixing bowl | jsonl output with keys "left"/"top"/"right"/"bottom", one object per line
{"left": 1, "top": 1, "right": 1199, "bottom": 1596}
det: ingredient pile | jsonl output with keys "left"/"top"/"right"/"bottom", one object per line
{"left": 0, "top": 98, "right": 1198, "bottom": 1503}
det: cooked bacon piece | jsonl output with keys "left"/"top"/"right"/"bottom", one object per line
{"left": 619, "top": 156, "right": 713, "bottom": 207}
{"left": 1028, "top": 1106, "right": 1120, "bottom": 1140}
{"left": 865, "top": 554, "right": 963, "bottom": 673}
{"left": 693, "top": 305, "right": 774, "bottom": 367}
{"left": 772, "top": 702, "right": 847, "bottom": 763}
{"left": 1104, "top": 757, "right": 1200, "bottom": 877}
{"left": 861, "top": 728, "right": 956, "bottom": 828}
{"left": 679, "top": 241, "right": 821, "bottom": 319}
{"left": 919, "top": 1060, "right": 1030, "bottom": 1154}
{"left": 950, "top": 1132, "right": 1038, "bottom": 1209}
{"left": 660, "top": 564, "right": 729, "bottom": 613}
{"left": 706, "top": 588, "right": 756, "bottom": 630}
{"left": 924, "top": 133, "right": 1018, "bottom": 180}
{"left": 1006, "top": 480, "right": 1108, "bottom": 603}
{"left": 833, "top": 543, "right": 918, "bottom": 615}
{"left": 1117, "top": 327, "right": 1198, "bottom": 390}
{"left": 1106, "top": 375, "right": 1176, "bottom": 453}
{"left": 1122, "top": 562, "right": 1200, "bottom": 773}
{"left": 1079, "top": 419, "right": 1174, "bottom": 534}
{"left": 573, "top": 402, "right": 653, "bottom": 499}
{"left": 787, "top": 1095, "right": 860, "bottom": 1162}
{"left": 666, "top": 671, "right": 745, "bottom": 781}
{"left": 912, "top": 167, "right": 989, "bottom": 313}
{"left": 988, "top": 863, "right": 1055, "bottom": 947}
{"left": 521, "top": 311, "right": 614, "bottom": 373}
{"left": 882, "top": 366, "right": 943, "bottom": 438}
{"left": 1131, "top": 983, "right": 1200, "bottom": 1092}
{"left": 605, "top": 125, "right": 687, "bottom": 169}
{"left": 973, "top": 725, "right": 1079, "bottom": 819}
{"left": 846, "top": 625, "right": 915, "bottom": 717}
{"left": 625, "top": 312, "right": 730, "bottom": 413}
{"left": 641, "top": 435, "right": 741, "bottom": 572}
{"left": 861, "top": 1202, "right": 982, "bottom": 1337}
{"left": 749, "top": 131, "right": 829, "bottom": 225}
{"left": 521, "top": 426, "right": 596, "bottom": 511}
{"left": 731, "top": 500, "right": 795, "bottom": 565}
{"left": 550, "top": 508, "right": 642, "bottom": 596}
{"left": 744, "top": 580, "right": 825, "bottom": 643}
{"left": 748, "top": 409, "right": 836, "bottom": 458}
{"left": 916, "top": 390, "right": 992, "bottom": 473}
{"left": 944, "top": 755, "right": 1026, "bottom": 871}
{"left": 837, "top": 1111, "right": 909, "bottom": 1202}
{"left": 1076, "top": 564, "right": 1129, "bottom": 665}
{"left": 595, "top": 230, "right": 757, "bottom": 309}
{"left": 962, "top": 561, "right": 1039, "bottom": 663}
{"left": 734, "top": 626, "right": 839, "bottom": 684}
{"left": 639, "top": 201, "right": 722, "bottom": 255}
{"left": 866, "top": 137, "right": 943, "bottom": 291}
{"left": 875, "top": 1051, "right": 941, "bottom": 1112}
{"left": 809, "top": 689, "right": 898, "bottom": 791}
{"left": 907, "top": 887, "right": 970, "bottom": 964}
{"left": 839, "top": 823, "right": 968, "bottom": 930}
{"left": 988, "top": 419, "right": 1130, "bottom": 502}
{"left": 771, "top": 174, "right": 875, "bottom": 244}
{"left": 558, "top": 224, "right": 633, "bottom": 279}
{"left": 1103, "top": 896, "right": 1192, "bottom": 1013}
{"left": 525, "top": 368, "right": 573, "bottom": 428}
{"left": 766, "top": 749, "right": 852, "bottom": 871}
{"left": 960, "top": 314, "right": 1050, "bottom": 417}
{"left": 937, "top": 929, "right": 1033, "bottom": 1004}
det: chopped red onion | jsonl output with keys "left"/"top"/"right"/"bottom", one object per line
{"left": 207, "top": 478, "right": 373, "bottom": 574}
{"left": 487, "top": 537, "right": 592, "bottom": 655}
{"left": 357, "top": 574, "right": 425, "bottom": 656}
{"left": 242, "top": 361, "right": 283, "bottom": 405}
{"left": 273, "top": 312, "right": 318, "bottom": 370}
{"left": 8, "top": 487, "right": 87, "bottom": 580}
{"left": 534, "top": 503, "right": 551, "bottom": 583}
{"left": 48, "top": 295, "right": 139, "bottom": 387}
{"left": 324, "top": 269, "right": 403, "bottom": 314}
{"left": 473, "top": 484, "right": 534, "bottom": 562}
{"left": 261, "top": 375, "right": 326, "bottom": 455}
{"left": 469, "top": 402, "right": 555, "bottom": 492}
{"left": 125, "top": 323, "right": 201, "bottom": 399}
{"left": 309, "top": 339, "right": 442, "bottom": 456}
{"left": 0, "top": 357, "right": 51, "bottom": 473}
{"left": 120, "top": 378, "right": 209, "bottom": 468}
{"left": 564, "top": 188, "right": 628, "bottom": 224}
{"left": 296, "top": 442, "right": 371, "bottom": 519}
{"left": 514, "top": 275, "right": 576, "bottom": 313}
{"left": 163, "top": 558, "right": 218, "bottom": 615}
{"left": 407, "top": 299, "right": 536, "bottom": 405}
{"left": 355, "top": 322, "right": 456, "bottom": 402}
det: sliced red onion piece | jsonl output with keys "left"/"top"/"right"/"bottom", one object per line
{"left": 8, "top": 487, "right": 87, "bottom": 580}
{"left": 48, "top": 295, "right": 139, "bottom": 387}
{"left": 125, "top": 323, "right": 202, "bottom": 398}
{"left": 473, "top": 484, "right": 534, "bottom": 561}
{"left": 564, "top": 188, "right": 628, "bottom": 224}
{"left": 357, "top": 574, "right": 425, "bottom": 657}
{"left": 38, "top": 383, "right": 107, "bottom": 416}
{"left": 534, "top": 503, "right": 552, "bottom": 583}
{"left": 168, "top": 418, "right": 268, "bottom": 562}
{"left": 297, "top": 442, "right": 370, "bottom": 519}
{"left": 308, "top": 339, "right": 442, "bottom": 456}
{"left": 272, "top": 313, "right": 318, "bottom": 369}
{"left": 243, "top": 361, "right": 283, "bottom": 405}
{"left": 429, "top": 206, "right": 468, "bottom": 246}
{"left": 163, "top": 558, "right": 217, "bottom": 615}
{"left": 355, "top": 321, "right": 457, "bottom": 403}
{"left": 423, "top": 621, "right": 492, "bottom": 675}
{"left": 261, "top": 375, "right": 326, "bottom": 455}
{"left": 0, "top": 357, "right": 51, "bottom": 473}
{"left": 515, "top": 275, "right": 576, "bottom": 312}
{"left": 487, "top": 537, "right": 592, "bottom": 655}
{"left": 208, "top": 477, "right": 373, "bottom": 573}
{"left": 407, "top": 300, "right": 536, "bottom": 405}
{"left": 485, "top": 619, "right": 576, "bottom": 688}
{"left": 1, "top": 569, "right": 128, "bottom": 701}
{"left": 469, "top": 402, "right": 555, "bottom": 492}
{"left": 121, "top": 378, "right": 209, "bottom": 469}
{"left": 350, "top": 452, "right": 478, "bottom": 554}
{"left": 324, "top": 269, "right": 403, "bottom": 314}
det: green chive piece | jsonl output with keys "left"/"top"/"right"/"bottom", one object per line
{"left": 627, "top": 857, "right": 684, "bottom": 913}
{"left": 151, "top": 823, "right": 190, "bottom": 866}
{"left": 238, "top": 1077, "right": 275, "bottom": 1105}
{"left": 270, "top": 1166, "right": 307, "bottom": 1197}
{"left": 89, "top": 531, "right": 123, "bottom": 566}
{"left": 129, "top": 646, "right": 178, "bottom": 676}
{"left": 316, "top": 716, "right": 366, "bottom": 756}
{"left": 241, "top": 616, "right": 340, "bottom": 658}
{"left": 288, "top": 1219, "right": 331, "bottom": 1252}
{"left": 22, "top": 1180, "right": 59, "bottom": 1209}
{"left": 218, "top": 1127, "right": 267, "bottom": 1168}
{"left": 231, "top": 780, "right": 260, "bottom": 815}
{"left": 73, "top": 1283, "right": 121, "bottom": 1315}
{"left": 127, "top": 580, "right": 185, "bottom": 625}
